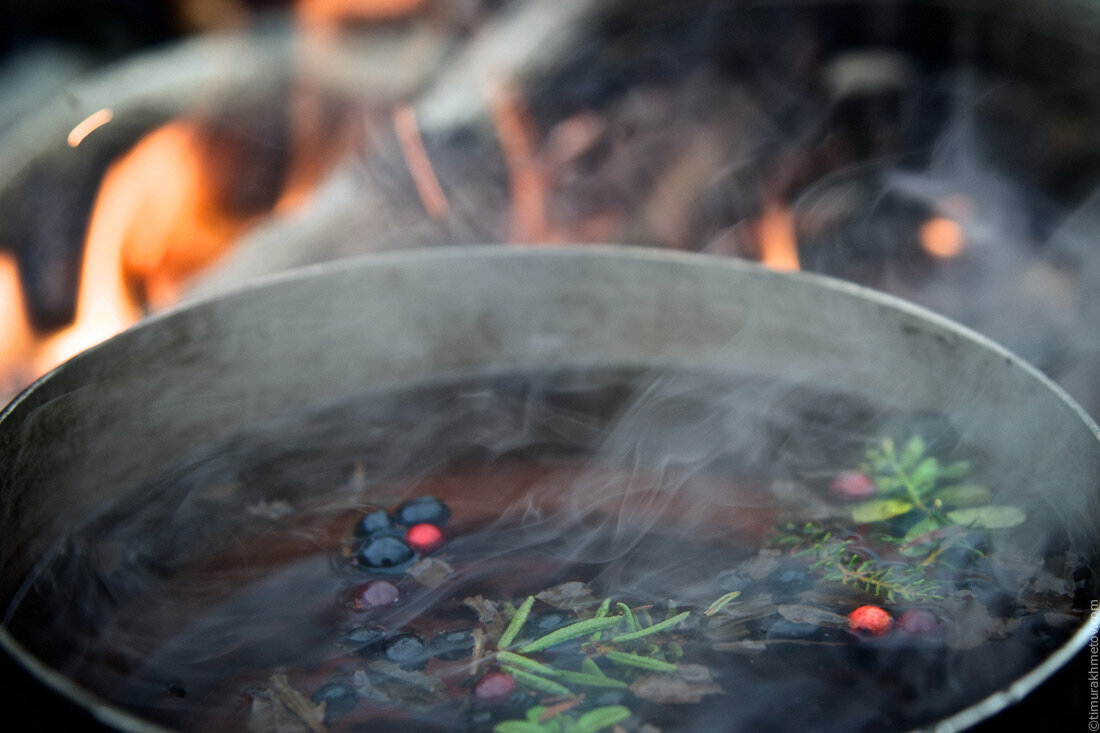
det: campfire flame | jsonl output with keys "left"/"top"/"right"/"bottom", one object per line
{"left": 757, "top": 205, "right": 801, "bottom": 271}
{"left": 296, "top": 0, "right": 427, "bottom": 26}
{"left": 919, "top": 196, "right": 970, "bottom": 260}
{"left": 1, "top": 86, "right": 354, "bottom": 398}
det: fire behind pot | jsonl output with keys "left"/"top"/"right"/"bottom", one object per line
{"left": 0, "top": 249, "right": 1097, "bottom": 731}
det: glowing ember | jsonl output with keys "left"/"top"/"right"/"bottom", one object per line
{"left": 393, "top": 104, "right": 450, "bottom": 220}
{"left": 296, "top": 0, "right": 427, "bottom": 26}
{"left": 757, "top": 205, "right": 800, "bottom": 271}
{"left": 67, "top": 109, "right": 115, "bottom": 148}
{"left": 0, "top": 252, "right": 33, "bottom": 389}
{"left": 919, "top": 216, "right": 965, "bottom": 259}
{"left": 491, "top": 86, "right": 558, "bottom": 244}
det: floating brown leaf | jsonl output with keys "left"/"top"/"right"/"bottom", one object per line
{"left": 777, "top": 604, "right": 849, "bottom": 629}
{"left": 630, "top": 664, "right": 722, "bottom": 704}
{"left": 536, "top": 581, "right": 597, "bottom": 611}
{"left": 407, "top": 556, "right": 455, "bottom": 588}
{"left": 248, "top": 674, "right": 326, "bottom": 733}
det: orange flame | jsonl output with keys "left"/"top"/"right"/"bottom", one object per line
{"left": 0, "top": 251, "right": 33, "bottom": 391}
{"left": 757, "top": 205, "right": 801, "bottom": 271}
{"left": 491, "top": 87, "right": 560, "bottom": 244}
{"left": 919, "top": 217, "right": 965, "bottom": 259}
{"left": 296, "top": 0, "right": 427, "bottom": 26}
{"left": 67, "top": 108, "right": 115, "bottom": 148}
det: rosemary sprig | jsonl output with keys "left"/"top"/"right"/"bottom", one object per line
{"left": 610, "top": 611, "right": 690, "bottom": 642}
{"left": 602, "top": 650, "right": 678, "bottom": 672}
{"left": 503, "top": 666, "right": 573, "bottom": 697}
{"left": 497, "top": 650, "right": 561, "bottom": 677}
{"left": 499, "top": 596, "right": 536, "bottom": 649}
{"left": 553, "top": 670, "right": 630, "bottom": 689}
{"left": 520, "top": 616, "right": 624, "bottom": 653}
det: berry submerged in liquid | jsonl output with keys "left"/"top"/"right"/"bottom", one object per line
{"left": 352, "top": 580, "right": 400, "bottom": 609}
{"left": 829, "top": 471, "right": 878, "bottom": 500}
{"left": 848, "top": 605, "right": 894, "bottom": 635}
{"left": 355, "top": 510, "right": 393, "bottom": 538}
{"left": 357, "top": 535, "right": 416, "bottom": 571}
{"left": 383, "top": 632, "right": 429, "bottom": 669}
{"left": 473, "top": 671, "right": 516, "bottom": 702}
{"left": 395, "top": 496, "right": 451, "bottom": 527}
{"left": 406, "top": 523, "right": 444, "bottom": 552}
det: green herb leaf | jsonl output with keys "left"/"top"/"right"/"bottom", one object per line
{"left": 898, "top": 516, "right": 943, "bottom": 557}
{"left": 946, "top": 505, "right": 1027, "bottom": 529}
{"left": 497, "top": 651, "right": 560, "bottom": 677}
{"left": 911, "top": 457, "right": 940, "bottom": 494}
{"left": 610, "top": 611, "right": 691, "bottom": 642}
{"left": 603, "top": 650, "right": 678, "bottom": 673}
{"left": 851, "top": 498, "right": 915, "bottom": 523}
{"left": 571, "top": 705, "right": 632, "bottom": 733}
{"left": 553, "top": 670, "right": 630, "bottom": 689}
{"left": 617, "top": 603, "right": 640, "bottom": 632}
{"left": 494, "top": 721, "right": 552, "bottom": 733}
{"left": 503, "top": 666, "right": 573, "bottom": 697}
{"left": 704, "top": 591, "right": 741, "bottom": 616}
{"left": 932, "top": 484, "right": 992, "bottom": 507}
{"left": 938, "top": 460, "right": 971, "bottom": 480}
{"left": 521, "top": 616, "right": 623, "bottom": 653}
{"left": 900, "top": 435, "right": 925, "bottom": 468}
{"left": 581, "top": 658, "right": 607, "bottom": 677}
{"left": 499, "top": 596, "right": 535, "bottom": 649}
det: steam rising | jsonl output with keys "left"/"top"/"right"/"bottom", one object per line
{"left": 1, "top": 1, "right": 1099, "bottom": 730}
{"left": 7, "top": 364, "right": 1083, "bottom": 732}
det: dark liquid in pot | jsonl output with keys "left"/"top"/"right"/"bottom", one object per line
{"left": 4, "top": 369, "right": 1094, "bottom": 731}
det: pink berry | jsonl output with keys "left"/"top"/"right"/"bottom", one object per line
{"left": 898, "top": 609, "right": 941, "bottom": 634}
{"left": 830, "top": 471, "right": 877, "bottom": 500}
{"left": 406, "top": 523, "right": 444, "bottom": 552}
{"left": 353, "top": 580, "right": 400, "bottom": 609}
{"left": 848, "top": 605, "right": 893, "bottom": 635}
{"left": 473, "top": 671, "right": 516, "bottom": 702}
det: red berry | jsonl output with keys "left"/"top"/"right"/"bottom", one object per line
{"left": 830, "top": 471, "right": 877, "bottom": 500}
{"left": 898, "top": 609, "right": 940, "bottom": 634}
{"left": 353, "top": 580, "right": 400, "bottom": 609}
{"left": 406, "top": 523, "right": 444, "bottom": 552}
{"left": 848, "top": 605, "right": 893, "bottom": 635}
{"left": 473, "top": 671, "right": 516, "bottom": 702}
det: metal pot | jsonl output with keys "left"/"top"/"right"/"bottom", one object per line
{"left": 1, "top": 246, "right": 1098, "bottom": 731}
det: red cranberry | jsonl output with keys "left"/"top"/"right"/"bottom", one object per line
{"left": 353, "top": 580, "right": 400, "bottom": 609}
{"left": 473, "top": 671, "right": 516, "bottom": 702}
{"left": 898, "top": 609, "right": 941, "bottom": 634}
{"left": 848, "top": 605, "right": 893, "bottom": 635}
{"left": 829, "top": 471, "right": 877, "bottom": 500}
{"left": 406, "top": 523, "right": 444, "bottom": 552}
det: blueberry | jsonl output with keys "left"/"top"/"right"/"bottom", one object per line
{"left": 357, "top": 535, "right": 416, "bottom": 572}
{"left": 528, "top": 611, "right": 571, "bottom": 633}
{"left": 311, "top": 682, "right": 358, "bottom": 718}
{"left": 384, "top": 631, "right": 429, "bottom": 669}
{"left": 344, "top": 624, "right": 387, "bottom": 657}
{"left": 354, "top": 510, "right": 393, "bottom": 538}
{"left": 394, "top": 496, "right": 451, "bottom": 527}
{"left": 430, "top": 629, "right": 476, "bottom": 661}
